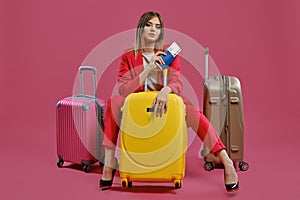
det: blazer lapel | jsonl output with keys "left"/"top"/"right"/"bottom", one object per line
{"left": 131, "top": 52, "right": 144, "bottom": 77}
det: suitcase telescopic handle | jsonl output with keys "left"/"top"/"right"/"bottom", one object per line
{"left": 144, "top": 69, "right": 168, "bottom": 92}
{"left": 79, "top": 66, "right": 97, "bottom": 74}
{"left": 79, "top": 66, "right": 97, "bottom": 97}
{"left": 144, "top": 69, "right": 168, "bottom": 112}
{"left": 205, "top": 47, "right": 209, "bottom": 81}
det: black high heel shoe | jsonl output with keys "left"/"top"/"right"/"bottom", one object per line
{"left": 225, "top": 182, "right": 239, "bottom": 191}
{"left": 100, "top": 158, "right": 118, "bottom": 190}
{"left": 224, "top": 164, "right": 239, "bottom": 192}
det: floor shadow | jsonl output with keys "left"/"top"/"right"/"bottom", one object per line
{"left": 225, "top": 191, "right": 239, "bottom": 198}
{"left": 60, "top": 163, "right": 103, "bottom": 174}
{"left": 110, "top": 185, "right": 178, "bottom": 194}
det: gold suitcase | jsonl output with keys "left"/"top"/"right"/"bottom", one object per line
{"left": 201, "top": 48, "right": 249, "bottom": 171}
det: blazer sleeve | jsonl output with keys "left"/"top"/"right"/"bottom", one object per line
{"left": 117, "top": 53, "right": 143, "bottom": 97}
{"left": 167, "top": 55, "right": 183, "bottom": 95}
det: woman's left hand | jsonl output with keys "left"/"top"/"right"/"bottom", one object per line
{"left": 153, "top": 86, "right": 172, "bottom": 117}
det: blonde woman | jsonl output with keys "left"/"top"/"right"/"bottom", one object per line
{"left": 100, "top": 11, "right": 239, "bottom": 192}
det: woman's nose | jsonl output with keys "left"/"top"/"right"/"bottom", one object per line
{"left": 150, "top": 25, "right": 155, "bottom": 30}
{"left": 150, "top": 25, "right": 157, "bottom": 31}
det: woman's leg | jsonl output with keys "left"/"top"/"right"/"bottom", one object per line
{"left": 101, "top": 96, "right": 124, "bottom": 181}
{"left": 102, "top": 147, "right": 117, "bottom": 180}
{"left": 184, "top": 99, "right": 226, "bottom": 153}
{"left": 215, "top": 149, "right": 239, "bottom": 186}
{"left": 184, "top": 98, "right": 239, "bottom": 189}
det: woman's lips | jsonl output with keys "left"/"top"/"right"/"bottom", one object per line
{"left": 148, "top": 33, "right": 156, "bottom": 37}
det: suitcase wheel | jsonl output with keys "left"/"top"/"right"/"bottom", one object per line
{"left": 121, "top": 178, "right": 132, "bottom": 187}
{"left": 128, "top": 181, "right": 132, "bottom": 188}
{"left": 174, "top": 180, "right": 182, "bottom": 189}
{"left": 57, "top": 158, "right": 64, "bottom": 168}
{"left": 204, "top": 162, "right": 215, "bottom": 171}
{"left": 99, "top": 162, "right": 104, "bottom": 167}
{"left": 238, "top": 161, "right": 249, "bottom": 171}
{"left": 121, "top": 178, "right": 127, "bottom": 187}
{"left": 83, "top": 165, "right": 90, "bottom": 173}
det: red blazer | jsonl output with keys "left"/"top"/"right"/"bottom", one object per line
{"left": 117, "top": 49, "right": 183, "bottom": 97}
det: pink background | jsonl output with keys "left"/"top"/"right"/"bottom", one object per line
{"left": 1, "top": 0, "right": 300, "bottom": 199}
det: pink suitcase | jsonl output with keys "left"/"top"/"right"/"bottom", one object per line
{"left": 56, "top": 66, "right": 104, "bottom": 172}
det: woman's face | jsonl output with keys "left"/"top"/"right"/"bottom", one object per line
{"left": 142, "top": 17, "right": 162, "bottom": 44}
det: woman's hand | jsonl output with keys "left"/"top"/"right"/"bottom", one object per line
{"left": 153, "top": 86, "right": 172, "bottom": 117}
{"left": 139, "top": 51, "right": 166, "bottom": 85}
{"left": 149, "top": 51, "right": 166, "bottom": 70}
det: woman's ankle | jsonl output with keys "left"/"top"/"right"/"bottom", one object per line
{"left": 102, "top": 165, "right": 113, "bottom": 180}
{"left": 216, "top": 150, "right": 233, "bottom": 166}
{"left": 104, "top": 147, "right": 116, "bottom": 168}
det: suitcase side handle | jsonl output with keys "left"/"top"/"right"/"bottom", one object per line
{"left": 79, "top": 66, "right": 97, "bottom": 98}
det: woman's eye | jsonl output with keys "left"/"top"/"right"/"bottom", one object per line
{"left": 145, "top": 23, "right": 161, "bottom": 29}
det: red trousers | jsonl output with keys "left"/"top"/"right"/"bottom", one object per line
{"left": 102, "top": 95, "right": 226, "bottom": 154}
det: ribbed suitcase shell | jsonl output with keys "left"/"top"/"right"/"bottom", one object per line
{"left": 202, "top": 75, "right": 248, "bottom": 171}
{"left": 119, "top": 91, "right": 187, "bottom": 188}
{"left": 56, "top": 96, "right": 104, "bottom": 172}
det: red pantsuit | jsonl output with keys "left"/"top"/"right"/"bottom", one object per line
{"left": 102, "top": 50, "right": 225, "bottom": 154}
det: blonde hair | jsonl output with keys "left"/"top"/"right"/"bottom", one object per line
{"left": 133, "top": 11, "right": 164, "bottom": 56}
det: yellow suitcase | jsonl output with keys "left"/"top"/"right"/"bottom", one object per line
{"left": 119, "top": 91, "right": 187, "bottom": 188}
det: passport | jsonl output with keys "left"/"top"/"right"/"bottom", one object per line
{"left": 156, "top": 42, "right": 182, "bottom": 70}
